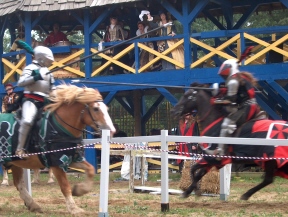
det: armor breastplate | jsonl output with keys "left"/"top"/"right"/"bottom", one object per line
{"left": 18, "top": 62, "right": 54, "bottom": 97}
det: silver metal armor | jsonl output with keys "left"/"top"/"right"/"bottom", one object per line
{"left": 16, "top": 46, "right": 55, "bottom": 157}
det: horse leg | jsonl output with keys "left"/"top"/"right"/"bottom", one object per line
{"left": 69, "top": 161, "right": 95, "bottom": 196}
{"left": 1, "top": 167, "right": 9, "bottom": 186}
{"left": 51, "top": 166, "right": 84, "bottom": 214}
{"left": 11, "top": 165, "right": 42, "bottom": 212}
{"left": 47, "top": 168, "right": 55, "bottom": 184}
{"left": 181, "top": 163, "right": 209, "bottom": 198}
{"left": 240, "top": 160, "right": 277, "bottom": 200}
{"left": 31, "top": 169, "right": 40, "bottom": 184}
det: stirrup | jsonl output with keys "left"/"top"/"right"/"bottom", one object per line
{"left": 15, "top": 149, "right": 28, "bottom": 159}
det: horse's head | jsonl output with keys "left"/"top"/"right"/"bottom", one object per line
{"left": 46, "top": 85, "right": 116, "bottom": 136}
{"left": 171, "top": 89, "right": 198, "bottom": 119}
{"left": 82, "top": 100, "right": 116, "bottom": 134}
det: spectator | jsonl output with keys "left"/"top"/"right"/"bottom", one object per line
{"left": 149, "top": 10, "right": 184, "bottom": 70}
{"left": 2, "top": 83, "right": 21, "bottom": 113}
{"left": 175, "top": 113, "right": 200, "bottom": 172}
{"left": 44, "top": 22, "right": 68, "bottom": 46}
{"left": 114, "top": 124, "right": 127, "bottom": 137}
{"left": 101, "top": 16, "right": 125, "bottom": 75}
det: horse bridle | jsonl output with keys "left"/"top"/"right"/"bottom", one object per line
{"left": 55, "top": 100, "right": 103, "bottom": 135}
{"left": 186, "top": 90, "right": 212, "bottom": 123}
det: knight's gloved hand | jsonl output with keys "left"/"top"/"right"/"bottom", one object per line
{"left": 32, "top": 69, "right": 43, "bottom": 81}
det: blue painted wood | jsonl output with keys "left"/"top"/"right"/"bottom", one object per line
{"left": 115, "top": 96, "right": 134, "bottom": 116}
{"left": 70, "top": 11, "right": 84, "bottom": 26}
{"left": 104, "top": 91, "right": 117, "bottom": 104}
{"left": 188, "top": 0, "right": 210, "bottom": 22}
{"left": 191, "top": 25, "right": 288, "bottom": 39}
{"left": 156, "top": 88, "right": 178, "bottom": 106}
{"left": 85, "top": 126, "right": 97, "bottom": 172}
{"left": 258, "top": 81, "right": 288, "bottom": 113}
{"left": 182, "top": 0, "right": 191, "bottom": 69}
{"left": 233, "top": 3, "right": 259, "bottom": 29}
{"left": 89, "top": 5, "right": 117, "bottom": 34}
{"left": 0, "top": 16, "right": 7, "bottom": 83}
{"left": 142, "top": 95, "right": 164, "bottom": 124}
{"left": 267, "top": 81, "right": 288, "bottom": 102}
{"left": 202, "top": 10, "right": 226, "bottom": 30}
{"left": 221, "top": 0, "right": 233, "bottom": 29}
{"left": 25, "top": 12, "right": 32, "bottom": 64}
{"left": 134, "top": 42, "right": 139, "bottom": 73}
{"left": 32, "top": 12, "right": 48, "bottom": 28}
{"left": 280, "top": 0, "right": 288, "bottom": 8}
{"left": 256, "top": 95, "right": 281, "bottom": 120}
{"left": 156, "top": 0, "right": 183, "bottom": 23}
{"left": 84, "top": 10, "right": 92, "bottom": 79}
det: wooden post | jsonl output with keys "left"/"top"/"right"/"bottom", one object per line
{"left": 133, "top": 90, "right": 142, "bottom": 136}
{"left": 129, "top": 150, "right": 134, "bottom": 193}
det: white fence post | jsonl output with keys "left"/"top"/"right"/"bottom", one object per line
{"left": 23, "top": 169, "right": 31, "bottom": 196}
{"left": 220, "top": 163, "right": 231, "bottom": 201}
{"left": 99, "top": 130, "right": 110, "bottom": 217}
{"left": 161, "top": 130, "right": 169, "bottom": 212}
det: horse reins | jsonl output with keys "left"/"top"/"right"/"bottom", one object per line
{"left": 54, "top": 102, "right": 103, "bottom": 135}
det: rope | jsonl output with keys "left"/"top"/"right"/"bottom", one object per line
{"left": 2, "top": 141, "right": 288, "bottom": 161}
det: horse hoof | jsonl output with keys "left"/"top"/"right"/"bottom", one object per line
{"left": 240, "top": 194, "right": 249, "bottom": 200}
{"left": 29, "top": 203, "right": 43, "bottom": 213}
{"left": 195, "top": 189, "right": 202, "bottom": 197}
{"left": 31, "top": 180, "right": 40, "bottom": 184}
{"left": 71, "top": 207, "right": 85, "bottom": 215}
{"left": 1, "top": 181, "right": 9, "bottom": 186}
{"left": 47, "top": 179, "right": 55, "bottom": 184}
{"left": 180, "top": 192, "right": 190, "bottom": 199}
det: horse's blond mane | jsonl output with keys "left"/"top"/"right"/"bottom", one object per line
{"left": 45, "top": 84, "right": 103, "bottom": 112}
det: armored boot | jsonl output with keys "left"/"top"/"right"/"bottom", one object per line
{"left": 16, "top": 122, "right": 32, "bottom": 158}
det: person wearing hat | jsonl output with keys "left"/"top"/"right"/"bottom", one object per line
{"left": 150, "top": 10, "right": 184, "bottom": 70}
{"left": 2, "top": 83, "right": 20, "bottom": 113}
{"left": 10, "top": 25, "right": 25, "bottom": 52}
{"left": 44, "top": 22, "right": 68, "bottom": 46}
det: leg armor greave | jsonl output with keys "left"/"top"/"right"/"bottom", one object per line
{"left": 16, "top": 101, "right": 38, "bottom": 153}
{"left": 218, "top": 117, "right": 236, "bottom": 156}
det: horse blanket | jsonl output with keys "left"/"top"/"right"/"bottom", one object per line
{"left": 199, "top": 118, "right": 288, "bottom": 178}
{"left": 0, "top": 112, "right": 84, "bottom": 172}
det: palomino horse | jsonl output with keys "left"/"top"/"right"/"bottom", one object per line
{"left": 171, "top": 84, "right": 288, "bottom": 200}
{"left": 0, "top": 84, "right": 115, "bottom": 214}
{"left": 1, "top": 167, "right": 54, "bottom": 186}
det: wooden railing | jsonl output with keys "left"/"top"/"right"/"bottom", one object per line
{"left": 2, "top": 27, "right": 288, "bottom": 84}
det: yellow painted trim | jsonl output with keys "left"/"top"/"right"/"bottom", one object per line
{"left": 138, "top": 39, "right": 185, "bottom": 72}
{"left": 244, "top": 33, "right": 288, "bottom": 65}
{"left": 68, "top": 167, "right": 85, "bottom": 173}
{"left": 50, "top": 62, "right": 85, "bottom": 77}
{"left": 48, "top": 49, "right": 85, "bottom": 77}
{"left": 2, "top": 57, "right": 26, "bottom": 83}
{"left": 190, "top": 34, "right": 240, "bottom": 68}
{"left": 91, "top": 44, "right": 136, "bottom": 76}
{"left": 97, "top": 161, "right": 123, "bottom": 173}
{"left": 147, "top": 159, "right": 179, "bottom": 170}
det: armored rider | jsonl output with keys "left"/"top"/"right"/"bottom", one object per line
{"left": 15, "top": 46, "right": 55, "bottom": 157}
{"left": 213, "top": 58, "right": 261, "bottom": 156}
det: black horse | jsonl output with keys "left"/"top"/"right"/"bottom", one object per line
{"left": 171, "top": 84, "right": 288, "bottom": 200}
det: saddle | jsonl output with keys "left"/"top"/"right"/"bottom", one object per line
{"left": 233, "top": 111, "right": 267, "bottom": 138}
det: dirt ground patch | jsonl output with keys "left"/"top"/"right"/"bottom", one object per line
{"left": 1, "top": 173, "right": 288, "bottom": 217}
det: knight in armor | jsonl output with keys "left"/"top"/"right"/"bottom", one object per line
{"left": 213, "top": 58, "right": 261, "bottom": 156}
{"left": 15, "top": 46, "right": 55, "bottom": 157}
